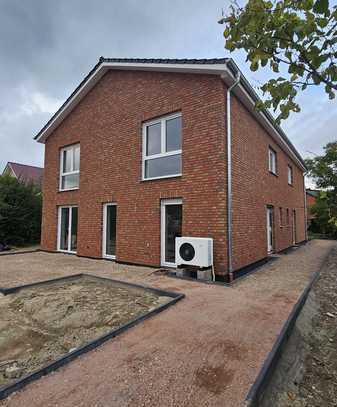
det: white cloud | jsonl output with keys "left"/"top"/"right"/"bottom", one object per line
{"left": 21, "top": 88, "right": 62, "bottom": 116}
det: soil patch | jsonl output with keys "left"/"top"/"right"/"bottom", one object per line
{"left": 0, "top": 276, "right": 170, "bottom": 388}
{"left": 261, "top": 247, "right": 337, "bottom": 406}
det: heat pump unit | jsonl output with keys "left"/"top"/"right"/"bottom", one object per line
{"left": 175, "top": 237, "right": 213, "bottom": 268}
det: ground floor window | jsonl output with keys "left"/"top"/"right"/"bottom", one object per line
{"left": 102, "top": 203, "right": 117, "bottom": 259}
{"left": 57, "top": 206, "right": 78, "bottom": 253}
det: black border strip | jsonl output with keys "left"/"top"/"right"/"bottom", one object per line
{"left": 0, "top": 274, "right": 184, "bottom": 400}
{"left": 244, "top": 253, "right": 328, "bottom": 407}
{"left": 0, "top": 249, "right": 40, "bottom": 257}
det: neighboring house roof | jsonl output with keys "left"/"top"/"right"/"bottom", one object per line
{"left": 34, "top": 57, "right": 306, "bottom": 171}
{"left": 2, "top": 162, "right": 43, "bottom": 185}
{"left": 306, "top": 189, "right": 320, "bottom": 198}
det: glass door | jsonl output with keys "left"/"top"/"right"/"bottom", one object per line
{"left": 103, "top": 203, "right": 117, "bottom": 259}
{"left": 161, "top": 199, "right": 182, "bottom": 267}
{"left": 266, "top": 206, "right": 274, "bottom": 253}
{"left": 292, "top": 209, "right": 297, "bottom": 245}
{"left": 58, "top": 206, "right": 78, "bottom": 253}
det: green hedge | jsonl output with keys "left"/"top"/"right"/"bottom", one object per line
{"left": 0, "top": 174, "right": 42, "bottom": 246}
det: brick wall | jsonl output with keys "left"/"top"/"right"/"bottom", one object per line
{"left": 230, "top": 90, "right": 306, "bottom": 271}
{"left": 41, "top": 70, "right": 228, "bottom": 273}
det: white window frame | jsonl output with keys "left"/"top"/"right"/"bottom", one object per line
{"left": 288, "top": 165, "right": 293, "bottom": 185}
{"left": 59, "top": 143, "right": 80, "bottom": 191}
{"left": 160, "top": 198, "right": 183, "bottom": 267}
{"left": 57, "top": 205, "right": 78, "bottom": 254}
{"left": 102, "top": 202, "right": 117, "bottom": 260}
{"left": 268, "top": 147, "right": 277, "bottom": 175}
{"left": 142, "top": 112, "right": 182, "bottom": 181}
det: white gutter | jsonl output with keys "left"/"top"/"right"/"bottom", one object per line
{"left": 225, "top": 71, "right": 241, "bottom": 283}
{"left": 303, "top": 175, "right": 308, "bottom": 241}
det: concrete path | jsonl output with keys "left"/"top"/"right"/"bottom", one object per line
{"left": 0, "top": 240, "right": 335, "bottom": 407}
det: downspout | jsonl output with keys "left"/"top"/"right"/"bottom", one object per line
{"left": 303, "top": 174, "right": 308, "bottom": 241}
{"left": 225, "top": 71, "right": 241, "bottom": 283}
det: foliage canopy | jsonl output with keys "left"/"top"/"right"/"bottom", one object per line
{"left": 305, "top": 142, "right": 337, "bottom": 237}
{"left": 0, "top": 175, "right": 42, "bottom": 246}
{"left": 222, "top": 0, "right": 337, "bottom": 122}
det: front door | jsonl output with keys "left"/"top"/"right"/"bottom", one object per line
{"left": 161, "top": 199, "right": 182, "bottom": 267}
{"left": 266, "top": 206, "right": 274, "bottom": 253}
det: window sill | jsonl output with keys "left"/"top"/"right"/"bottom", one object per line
{"left": 269, "top": 171, "right": 278, "bottom": 177}
{"left": 141, "top": 174, "right": 182, "bottom": 182}
{"left": 288, "top": 183, "right": 294, "bottom": 187}
{"left": 58, "top": 187, "right": 79, "bottom": 192}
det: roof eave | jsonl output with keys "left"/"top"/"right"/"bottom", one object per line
{"left": 34, "top": 61, "right": 229, "bottom": 143}
{"left": 221, "top": 60, "right": 306, "bottom": 171}
{"left": 34, "top": 58, "right": 306, "bottom": 171}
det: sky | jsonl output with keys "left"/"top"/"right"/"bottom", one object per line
{"left": 0, "top": 0, "right": 336, "bottom": 187}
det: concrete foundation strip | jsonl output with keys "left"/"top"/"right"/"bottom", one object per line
{"left": 0, "top": 273, "right": 185, "bottom": 400}
{"left": 245, "top": 254, "right": 330, "bottom": 407}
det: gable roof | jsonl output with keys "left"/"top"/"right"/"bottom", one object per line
{"left": 3, "top": 162, "right": 43, "bottom": 185}
{"left": 34, "top": 57, "right": 306, "bottom": 171}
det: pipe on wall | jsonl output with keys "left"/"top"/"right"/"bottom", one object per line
{"left": 303, "top": 174, "right": 308, "bottom": 241}
{"left": 224, "top": 71, "right": 241, "bottom": 283}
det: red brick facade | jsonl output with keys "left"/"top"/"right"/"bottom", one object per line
{"left": 40, "top": 69, "right": 306, "bottom": 276}
{"left": 231, "top": 94, "right": 306, "bottom": 270}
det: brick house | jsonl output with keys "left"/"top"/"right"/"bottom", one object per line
{"left": 35, "top": 58, "right": 307, "bottom": 280}
{"left": 2, "top": 162, "right": 43, "bottom": 186}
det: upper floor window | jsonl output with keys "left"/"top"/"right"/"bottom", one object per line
{"left": 268, "top": 147, "right": 277, "bottom": 175}
{"left": 288, "top": 165, "right": 293, "bottom": 185}
{"left": 60, "top": 144, "right": 80, "bottom": 191}
{"left": 142, "top": 113, "right": 182, "bottom": 180}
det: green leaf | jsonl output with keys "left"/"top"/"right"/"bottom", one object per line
{"left": 250, "top": 61, "right": 259, "bottom": 71}
{"left": 313, "top": 0, "right": 329, "bottom": 14}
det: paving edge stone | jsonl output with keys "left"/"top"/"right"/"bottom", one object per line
{"left": 0, "top": 273, "right": 185, "bottom": 400}
{"left": 244, "top": 250, "right": 332, "bottom": 407}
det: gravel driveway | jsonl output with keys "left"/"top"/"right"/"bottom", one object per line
{"left": 0, "top": 239, "right": 335, "bottom": 407}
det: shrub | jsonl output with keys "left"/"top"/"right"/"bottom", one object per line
{"left": 0, "top": 174, "right": 42, "bottom": 246}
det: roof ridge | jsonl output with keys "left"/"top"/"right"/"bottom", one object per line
{"left": 100, "top": 57, "right": 229, "bottom": 64}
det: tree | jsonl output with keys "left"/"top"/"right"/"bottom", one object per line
{"left": 305, "top": 141, "right": 337, "bottom": 237}
{"left": 221, "top": 0, "right": 337, "bottom": 122}
{"left": 0, "top": 175, "right": 42, "bottom": 246}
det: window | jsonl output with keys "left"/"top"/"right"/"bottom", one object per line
{"left": 268, "top": 148, "right": 277, "bottom": 174}
{"left": 142, "top": 113, "right": 182, "bottom": 180}
{"left": 57, "top": 206, "right": 78, "bottom": 253}
{"left": 60, "top": 144, "right": 80, "bottom": 191}
{"left": 286, "top": 208, "right": 290, "bottom": 225}
{"left": 268, "top": 147, "right": 277, "bottom": 175}
{"left": 279, "top": 207, "right": 283, "bottom": 226}
{"left": 288, "top": 165, "right": 293, "bottom": 185}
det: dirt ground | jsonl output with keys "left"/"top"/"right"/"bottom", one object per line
{"left": 0, "top": 240, "right": 336, "bottom": 407}
{"left": 0, "top": 276, "right": 168, "bottom": 388}
{"left": 262, "top": 246, "right": 337, "bottom": 407}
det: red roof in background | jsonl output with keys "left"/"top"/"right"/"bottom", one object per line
{"left": 6, "top": 162, "right": 43, "bottom": 185}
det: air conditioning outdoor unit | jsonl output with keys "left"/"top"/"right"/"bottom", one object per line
{"left": 175, "top": 237, "right": 213, "bottom": 268}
